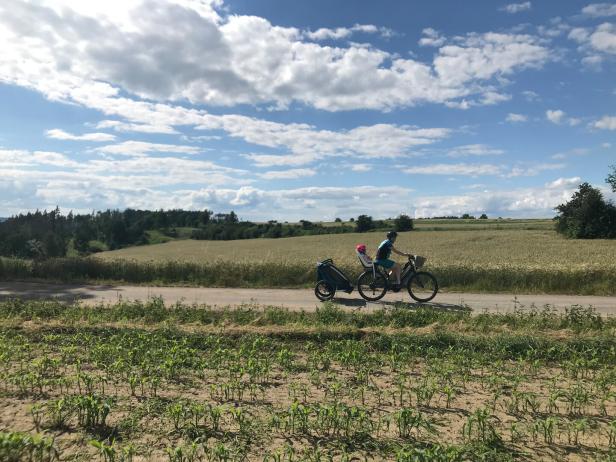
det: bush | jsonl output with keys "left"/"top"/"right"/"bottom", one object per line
{"left": 555, "top": 182, "right": 616, "bottom": 239}
{"left": 355, "top": 215, "right": 374, "bottom": 232}
{"left": 394, "top": 214, "right": 414, "bottom": 231}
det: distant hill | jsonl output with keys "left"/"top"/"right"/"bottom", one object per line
{"left": 0, "top": 217, "right": 7, "bottom": 223}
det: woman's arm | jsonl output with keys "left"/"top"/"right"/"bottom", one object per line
{"left": 392, "top": 246, "right": 410, "bottom": 257}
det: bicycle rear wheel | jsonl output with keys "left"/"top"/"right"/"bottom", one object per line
{"left": 407, "top": 271, "right": 438, "bottom": 302}
{"left": 357, "top": 270, "right": 388, "bottom": 301}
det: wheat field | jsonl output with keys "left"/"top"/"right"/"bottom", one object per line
{"left": 97, "top": 229, "right": 614, "bottom": 270}
{"left": 2, "top": 226, "right": 614, "bottom": 294}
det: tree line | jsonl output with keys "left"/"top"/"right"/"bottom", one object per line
{"left": 0, "top": 208, "right": 213, "bottom": 258}
{"left": 0, "top": 208, "right": 416, "bottom": 259}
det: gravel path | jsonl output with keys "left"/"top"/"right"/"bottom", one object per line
{"left": 1, "top": 281, "right": 615, "bottom": 314}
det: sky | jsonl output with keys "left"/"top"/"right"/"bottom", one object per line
{"left": 0, "top": 0, "right": 615, "bottom": 221}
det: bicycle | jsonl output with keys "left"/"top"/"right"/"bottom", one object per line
{"left": 356, "top": 255, "right": 438, "bottom": 302}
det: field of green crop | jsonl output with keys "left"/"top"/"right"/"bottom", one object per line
{"left": 1, "top": 298, "right": 615, "bottom": 461}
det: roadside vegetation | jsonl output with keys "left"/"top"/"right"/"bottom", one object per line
{"left": 1, "top": 298, "right": 615, "bottom": 461}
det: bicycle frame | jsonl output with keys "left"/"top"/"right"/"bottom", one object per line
{"left": 400, "top": 260, "right": 417, "bottom": 286}
{"left": 376, "top": 257, "right": 416, "bottom": 286}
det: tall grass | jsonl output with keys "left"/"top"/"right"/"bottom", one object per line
{"left": 1, "top": 256, "right": 615, "bottom": 294}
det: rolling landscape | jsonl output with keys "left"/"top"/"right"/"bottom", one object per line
{"left": 1, "top": 1, "right": 616, "bottom": 461}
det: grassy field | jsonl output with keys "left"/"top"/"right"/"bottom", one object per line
{"left": 1, "top": 298, "right": 615, "bottom": 461}
{"left": 88, "top": 227, "right": 616, "bottom": 295}
{"left": 1, "top": 222, "right": 615, "bottom": 294}
{"left": 96, "top": 227, "right": 608, "bottom": 269}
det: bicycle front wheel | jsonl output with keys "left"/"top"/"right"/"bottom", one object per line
{"left": 357, "top": 270, "right": 388, "bottom": 301}
{"left": 407, "top": 271, "right": 438, "bottom": 302}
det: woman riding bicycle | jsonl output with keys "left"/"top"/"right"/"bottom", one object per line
{"left": 374, "top": 231, "right": 413, "bottom": 292}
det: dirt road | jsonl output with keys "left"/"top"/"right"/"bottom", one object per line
{"left": 1, "top": 281, "right": 615, "bottom": 314}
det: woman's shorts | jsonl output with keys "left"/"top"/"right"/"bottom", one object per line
{"left": 375, "top": 259, "right": 395, "bottom": 269}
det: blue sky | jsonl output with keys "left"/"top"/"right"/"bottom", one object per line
{"left": 0, "top": 0, "right": 615, "bottom": 220}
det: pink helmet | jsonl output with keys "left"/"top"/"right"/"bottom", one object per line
{"left": 356, "top": 244, "right": 366, "bottom": 254}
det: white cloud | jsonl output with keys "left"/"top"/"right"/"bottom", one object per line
{"left": 403, "top": 161, "right": 564, "bottom": 178}
{"left": 551, "top": 148, "right": 589, "bottom": 160}
{"left": 0, "top": 149, "right": 80, "bottom": 168}
{"left": 522, "top": 90, "right": 540, "bottom": 101}
{"left": 95, "top": 120, "right": 178, "bottom": 135}
{"left": 587, "top": 23, "right": 616, "bottom": 54}
{"left": 506, "top": 113, "right": 527, "bottom": 122}
{"left": 403, "top": 163, "right": 503, "bottom": 176}
{"left": 304, "top": 24, "right": 388, "bottom": 41}
{"left": 501, "top": 2, "right": 532, "bottom": 14}
{"left": 593, "top": 115, "right": 616, "bottom": 130}
{"left": 411, "top": 176, "right": 580, "bottom": 219}
{"left": 432, "top": 32, "right": 550, "bottom": 90}
{"left": 581, "top": 54, "right": 604, "bottom": 69}
{"left": 568, "top": 28, "right": 590, "bottom": 43}
{"left": 419, "top": 28, "right": 445, "bottom": 47}
{"left": 237, "top": 124, "right": 450, "bottom": 167}
{"left": 546, "top": 109, "right": 565, "bottom": 124}
{"left": 581, "top": 3, "right": 616, "bottom": 17}
{"left": 546, "top": 109, "right": 580, "bottom": 126}
{"left": 480, "top": 91, "right": 512, "bottom": 105}
{"left": 351, "top": 163, "right": 372, "bottom": 172}
{"left": 505, "top": 163, "right": 565, "bottom": 177}
{"left": 547, "top": 177, "right": 581, "bottom": 188}
{"left": 259, "top": 168, "right": 316, "bottom": 180}
{"left": 537, "top": 18, "right": 570, "bottom": 38}
{"left": 602, "top": 142, "right": 612, "bottom": 148}
{"left": 0, "top": 147, "right": 592, "bottom": 220}
{"left": 45, "top": 129, "right": 116, "bottom": 142}
{"left": 446, "top": 144, "right": 504, "bottom": 157}
{"left": 0, "top": 144, "right": 255, "bottom": 215}
{"left": 95, "top": 141, "right": 202, "bottom": 157}
{"left": 568, "top": 117, "right": 581, "bottom": 126}
{"left": 179, "top": 185, "right": 419, "bottom": 221}
{"left": 569, "top": 23, "right": 616, "bottom": 59}
{"left": 0, "top": 1, "right": 552, "bottom": 112}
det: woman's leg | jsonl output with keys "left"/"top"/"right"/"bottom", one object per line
{"left": 392, "top": 263, "right": 401, "bottom": 285}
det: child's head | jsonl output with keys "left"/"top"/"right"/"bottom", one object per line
{"left": 356, "top": 244, "right": 367, "bottom": 254}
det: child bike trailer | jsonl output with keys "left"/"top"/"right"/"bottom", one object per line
{"left": 315, "top": 258, "right": 354, "bottom": 301}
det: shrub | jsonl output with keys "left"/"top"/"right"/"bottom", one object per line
{"left": 355, "top": 215, "right": 374, "bottom": 232}
{"left": 555, "top": 182, "right": 616, "bottom": 239}
{"left": 394, "top": 214, "right": 414, "bottom": 232}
